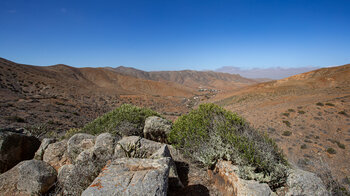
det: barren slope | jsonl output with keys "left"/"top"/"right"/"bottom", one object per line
{"left": 0, "top": 58, "right": 195, "bottom": 134}
{"left": 210, "top": 64, "right": 350, "bottom": 191}
{"left": 111, "top": 66, "right": 257, "bottom": 90}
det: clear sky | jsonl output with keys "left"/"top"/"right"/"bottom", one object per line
{"left": 1, "top": 0, "right": 349, "bottom": 71}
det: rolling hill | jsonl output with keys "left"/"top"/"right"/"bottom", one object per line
{"left": 210, "top": 64, "right": 350, "bottom": 190}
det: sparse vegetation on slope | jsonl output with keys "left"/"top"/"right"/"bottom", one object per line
{"left": 168, "top": 103, "right": 288, "bottom": 189}
{"left": 80, "top": 104, "right": 160, "bottom": 137}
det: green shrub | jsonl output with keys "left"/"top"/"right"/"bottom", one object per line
{"left": 65, "top": 128, "right": 82, "bottom": 139}
{"left": 168, "top": 103, "right": 288, "bottom": 189}
{"left": 338, "top": 111, "right": 348, "bottom": 116}
{"left": 325, "top": 103, "right": 335, "bottom": 106}
{"left": 316, "top": 102, "right": 324, "bottom": 106}
{"left": 287, "top": 109, "right": 295, "bottom": 112}
{"left": 282, "top": 120, "right": 291, "bottom": 127}
{"left": 282, "top": 112, "right": 290, "bottom": 117}
{"left": 282, "top": 131, "right": 292, "bottom": 136}
{"left": 327, "top": 147, "right": 336, "bottom": 154}
{"left": 298, "top": 110, "right": 305, "bottom": 114}
{"left": 301, "top": 144, "right": 307, "bottom": 149}
{"left": 81, "top": 104, "right": 160, "bottom": 136}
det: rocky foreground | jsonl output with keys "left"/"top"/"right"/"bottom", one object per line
{"left": 0, "top": 115, "right": 329, "bottom": 195}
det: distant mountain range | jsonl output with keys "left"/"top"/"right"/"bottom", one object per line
{"left": 215, "top": 66, "right": 321, "bottom": 80}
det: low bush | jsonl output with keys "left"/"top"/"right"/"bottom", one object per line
{"left": 300, "top": 144, "right": 307, "bottom": 149}
{"left": 298, "top": 110, "right": 305, "bottom": 114}
{"left": 325, "top": 103, "right": 335, "bottom": 106}
{"left": 338, "top": 111, "right": 348, "bottom": 116}
{"left": 282, "top": 112, "right": 290, "bottom": 117}
{"left": 282, "top": 120, "right": 291, "bottom": 127}
{"left": 80, "top": 104, "right": 160, "bottom": 137}
{"left": 326, "top": 147, "right": 336, "bottom": 154}
{"left": 168, "top": 103, "right": 288, "bottom": 189}
{"left": 316, "top": 102, "right": 324, "bottom": 106}
{"left": 287, "top": 109, "right": 295, "bottom": 112}
{"left": 282, "top": 131, "right": 292, "bottom": 136}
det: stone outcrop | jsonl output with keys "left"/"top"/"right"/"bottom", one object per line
{"left": 82, "top": 158, "right": 171, "bottom": 196}
{"left": 143, "top": 116, "right": 172, "bottom": 142}
{"left": 285, "top": 168, "right": 329, "bottom": 196}
{"left": 67, "top": 133, "right": 95, "bottom": 161}
{"left": 34, "top": 138, "right": 56, "bottom": 160}
{"left": 43, "top": 139, "right": 70, "bottom": 170}
{"left": 209, "top": 160, "right": 275, "bottom": 196}
{"left": 0, "top": 160, "right": 57, "bottom": 195}
{"left": 114, "top": 136, "right": 183, "bottom": 188}
{"left": 55, "top": 133, "right": 119, "bottom": 195}
{"left": 0, "top": 130, "right": 41, "bottom": 173}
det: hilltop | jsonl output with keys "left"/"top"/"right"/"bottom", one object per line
{"left": 210, "top": 64, "right": 350, "bottom": 192}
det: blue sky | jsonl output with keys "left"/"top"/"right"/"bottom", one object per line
{"left": 1, "top": 0, "right": 349, "bottom": 71}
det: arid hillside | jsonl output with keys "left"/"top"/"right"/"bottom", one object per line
{"left": 110, "top": 66, "right": 257, "bottom": 90}
{"left": 0, "top": 58, "right": 256, "bottom": 136}
{"left": 209, "top": 64, "right": 350, "bottom": 191}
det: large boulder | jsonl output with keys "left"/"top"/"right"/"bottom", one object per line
{"left": 0, "top": 130, "right": 41, "bottom": 173}
{"left": 143, "top": 116, "right": 172, "bottom": 142}
{"left": 67, "top": 133, "right": 95, "bottom": 161}
{"left": 150, "top": 144, "right": 184, "bottom": 188}
{"left": 285, "top": 168, "right": 329, "bottom": 196}
{"left": 34, "top": 138, "right": 56, "bottom": 160}
{"left": 114, "top": 136, "right": 183, "bottom": 189}
{"left": 94, "top": 133, "right": 118, "bottom": 155}
{"left": 57, "top": 133, "right": 118, "bottom": 195}
{"left": 209, "top": 160, "right": 275, "bottom": 196}
{"left": 114, "top": 136, "right": 164, "bottom": 158}
{"left": 82, "top": 157, "right": 171, "bottom": 196}
{"left": 43, "top": 139, "right": 70, "bottom": 170}
{"left": 0, "top": 160, "right": 57, "bottom": 195}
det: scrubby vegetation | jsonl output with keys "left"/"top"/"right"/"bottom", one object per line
{"left": 298, "top": 110, "right": 305, "bottom": 114}
{"left": 168, "top": 103, "right": 288, "bottom": 189}
{"left": 327, "top": 147, "right": 337, "bottom": 154}
{"left": 282, "top": 112, "right": 290, "bottom": 117}
{"left": 282, "top": 131, "right": 292, "bottom": 136}
{"left": 338, "top": 111, "right": 348, "bottom": 117}
{"left": 316, "top": 102, "right": 324, "bottom": 106}
{"left": 282, "top": 120, "right": 291, "bottom": 127}
{"left": 79, "top": 104, "right": 160, "bottom": 137}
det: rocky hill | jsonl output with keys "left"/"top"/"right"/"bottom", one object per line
{"left": 210, "top": 64, "right": 350, "bottom": 193}
{"left": 0, "top": 104, "right": 330, "bottom": 195}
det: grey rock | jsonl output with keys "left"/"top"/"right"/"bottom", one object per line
{"left": 143, "top": 116, "right": 172, "bottom": 142}
{"left": 286, "top": 168, "right": 329, "bottom": 196}
{"left": 0, "top": 130, "right": 41, "bottom": 173}
{"left": 82, "top": 158, "right": 171, "bottom": 196}
{"left": 94, "top": 133, "right": 118, "bottom": 155}
{"left": 57, "top": 164, "right": 75, "bottom": 185}
{"left": 210, "top": 160, "right": 275, "bottom": 196}
{"left": 0, "top": 160, "right": 57, "bottom": 195}
{"left": 34, "top": 138, "right": 56, "bottom": 160}
{"left": 43, "top": 139, "right": 70, "bottom": 170}
{"left": 150, "top": 144, "right": 184, "bottom": 188}
{"left": 114, "top": 136, "right": 163, "bottom": 159}
{"left": 67, "top": 133, "right": 95, "bottom": 161}
{"left": 115, "top": 137, "right": 183, "bottom": 189}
